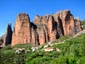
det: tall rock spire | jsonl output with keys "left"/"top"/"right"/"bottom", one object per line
{"left": 5, "top": 23, "right": 12, "bottom": 45}
{"left": 11, "top": 13, "right": 31, "bottom": 46}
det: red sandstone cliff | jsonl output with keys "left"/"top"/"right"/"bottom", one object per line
{"left": 11, "top": 13, "right": 31, "bottom": 46}
{"left": 5, "top": 10, "right": 81, "bottom": 46}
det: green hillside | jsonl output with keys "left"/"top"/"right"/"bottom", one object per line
{"left": 81, "top": 20, "right": 85, "bottom": 29}
{"left": 0, "top": 33, "right": 85, "bottom": 64}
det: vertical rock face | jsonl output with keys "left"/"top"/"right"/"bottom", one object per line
{"left": 34, "top": 15, "right": 57, "bottom": 44}
{"left": 5, "top": 24, "right": 12, "bottom": 45}
{"left": 37, "top": 25, "right": 46, "bottom": 45}
{"left": 31, "top": 27, "right": 38, "bottom": 46}
{"left": 11, "top": 13, "right": 31, "bottom": 46}
{"left": 10, "top": 10, "right": 82, "bottom": 46}
{"left": 61, "top": 10, "right": 75, "bottom": 35}
{"left": 74, "top": 18, "right": 82, "bottom": 33}
{"left": 53, "top": 10, "right": 75, "bottom": 35}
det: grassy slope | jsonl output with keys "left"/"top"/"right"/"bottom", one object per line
{"left": 0, "top": 33, "right": 85, "bottom": 64}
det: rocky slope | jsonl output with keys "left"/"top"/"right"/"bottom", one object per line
{"left": 0, "top": 10, "right": 82, "bottom": 46}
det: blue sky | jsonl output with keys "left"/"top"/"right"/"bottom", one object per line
{"left": 0, "top": 0, "right": 85, "bottom": 36}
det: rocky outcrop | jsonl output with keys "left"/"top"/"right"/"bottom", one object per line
{"left": 11, "top": 13, "right": 31, "bottom": 46}
{"left": 31, "top": 27, "right": 38, "bottom": 46}
{"left": 0, "top": 24, "right": 12, "bottom": 48}
{"left": 10, "top": 10, "right": 82, "bottom": 46}
{"left": 53, "top": 10, "right": 75, "bottom": 35}
{"left": 74, "top": 17, "right": 82, "bottom": 33}
{"left": 5, "top": 24, "right": 12, "bottom": 45}
{"left": 34, "top": 15, "right": 57, "bottom": 42}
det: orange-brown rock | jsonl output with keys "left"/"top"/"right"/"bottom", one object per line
{"left": 31, "top": 27, "right": 36, "bottom": 45}
{"left": 11, "top": 13, "right": 31, "bottom": 46}
{"left": 37, "top": 25, "right": 46, "bottom": 45}
{"left": 47, "top": 15, "right": 57, "bottom": 41}
{"left": 10, "top": 10, "right": 82, "bottom": 46}
{"left": 31, "top": 27, "right": 38, "bottom": 46}
{"left": 34, "top": 15, "right": 57, "bottom": 42}
{"left": 34, "top": 15, "right": 41, "bottom": 25}
{"left": 37, "top": 25, "right": 49, "bottom": 45}
{"left": 54, "top": 10, "right": 76, "bottom": 35}
{"left": 53, "top": 14, "right": 64, "bottom": 37}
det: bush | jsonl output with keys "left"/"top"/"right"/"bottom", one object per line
{"left": 1, "top": 45, "right": 12, "bottom": 50}
{"left": 0, "top": 34, "right": 85, "bottom": 64}
{"left": 77, "top": 56, "right": 85, "bottom": 64}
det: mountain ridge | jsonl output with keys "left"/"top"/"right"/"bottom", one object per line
{"left": 0, "top": 9, "right": 82, "bottom": 47}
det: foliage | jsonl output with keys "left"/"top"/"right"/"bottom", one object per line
{"left": 81, "top": 20, "right": 85, "bottom": 29}
{"left": 0, "top": 34, "right": 85, "bottom": 64}
{"left": 53, "top": 35, "right": 71, "bottom": 43}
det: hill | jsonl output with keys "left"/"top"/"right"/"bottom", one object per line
{"left": 0, "top": 30, "right": 85, "bottom": 64}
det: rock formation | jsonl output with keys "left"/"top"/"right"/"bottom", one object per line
{"left": 5, "top": 24, "right": 12, "bottom": 45}
{"left": 11, "top": 13, "right": 31, "bottom": 46}
{"left": 3, "top": 10, "right": 81, "bottom": 46}
{"left": 0, "top": 24, "right": 12, "bottom": 48}
{"left": 53, "top": 10, "right": 75, "bottom": 35}
{"left": 74, "top": 17, "right": 82, "bottom": 33}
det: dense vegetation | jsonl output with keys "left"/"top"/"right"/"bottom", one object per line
{"left": 0, "top": 34, "right": 85, "bottom": 64}
{"left": 81, "top": 20, "right": 85, "bottom": 29}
